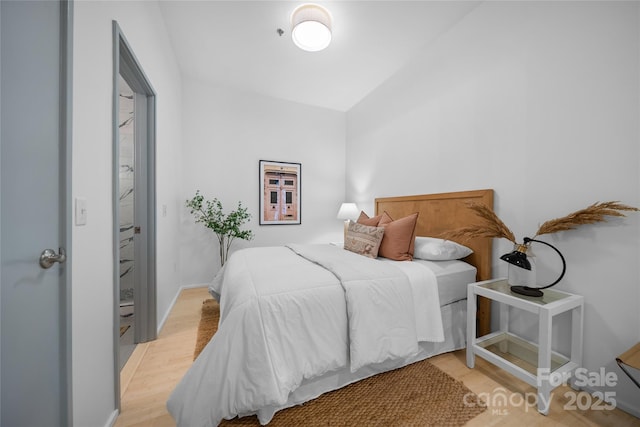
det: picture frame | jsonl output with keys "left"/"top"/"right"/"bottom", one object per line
{"left": 259, "top": 160, "right": 301, "bottom": 225}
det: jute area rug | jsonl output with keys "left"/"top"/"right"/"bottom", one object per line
{"left": 195, "top": 299, "right": 486, "bottom": 426}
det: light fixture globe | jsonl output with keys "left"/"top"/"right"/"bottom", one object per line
{"left": 291, "top": 4, "right": 332, "bottom": 52}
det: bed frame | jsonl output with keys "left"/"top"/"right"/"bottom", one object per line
{"left": 375, "top": 189, "right": 494, "bottom": 335}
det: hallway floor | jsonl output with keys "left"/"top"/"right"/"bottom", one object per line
{"left": 119, "top": 304, "right": 136, "bottom": 371}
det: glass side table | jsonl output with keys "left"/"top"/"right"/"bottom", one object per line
{"left": 467, "top": 278, "right": 584, "bottom": 415}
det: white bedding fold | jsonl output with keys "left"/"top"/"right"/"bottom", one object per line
{"left": 381, "top": 259, "right": 445, "bottom": 343}
{"left": 287, "top": 243, "right": 429, "bottom": 372}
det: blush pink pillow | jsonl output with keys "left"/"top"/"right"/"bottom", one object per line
{"left": 357, "top": 211, "right": 382, "bottom": 227}
{"left": 377, "top": 212, "right": 419, "bottom": 261}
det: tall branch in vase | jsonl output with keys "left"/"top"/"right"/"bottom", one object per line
{"left": 186, "top": 190, "right": 254, "bottom": 267}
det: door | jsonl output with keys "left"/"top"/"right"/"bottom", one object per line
{"left": 112, "top": 22, "right": 157, "bottom": 404}
{"left": 118, "top": 75, "right": 137, "bottom": 368}
{"left": 0, "top": 1, "right": 72, "bottom": 426}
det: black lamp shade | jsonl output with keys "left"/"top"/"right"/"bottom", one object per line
{"left": 499, "top": 247, "right": 531, "bottom": 270}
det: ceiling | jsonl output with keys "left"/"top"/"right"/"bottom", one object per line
{"left": 158, "top": 1, "right": 480, "bottom": 112}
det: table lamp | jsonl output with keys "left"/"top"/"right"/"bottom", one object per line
{"left": 500, "top": 237, "right": 566, "bottom": 297}
{"left": 337, "top": 203, "right": 359, "bottom": 241}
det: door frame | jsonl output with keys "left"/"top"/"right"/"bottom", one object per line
{"left": 111, "top": 21, "right": 157, "bottom": 408}
{"left": 61, "top": 1, "right": 74, "bottom": 423}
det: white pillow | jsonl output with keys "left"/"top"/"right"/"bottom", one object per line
{"left": 413, "top": 236, "right": 473, "bottom": 261}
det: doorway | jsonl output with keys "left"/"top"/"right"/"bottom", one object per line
{"left": 112, "top": 21, "right": 157, "bottom": 404}
{"left": 118, "top": 75, "right": 136, "bottom": 368}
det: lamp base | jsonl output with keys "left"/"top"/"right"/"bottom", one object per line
{"left": 510, "top": 285, "right": 544, "bottom": 297}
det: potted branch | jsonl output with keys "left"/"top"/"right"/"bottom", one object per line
{"left": 186, "top": 190, "right": 254, "bottom": 266}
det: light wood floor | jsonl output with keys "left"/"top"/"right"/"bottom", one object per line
{"left": 115, "top": 287, "right": 640, "bottom": 426}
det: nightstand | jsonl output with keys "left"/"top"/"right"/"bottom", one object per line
{"left": 467, "top": 278, "right": 584, "bottom": 415}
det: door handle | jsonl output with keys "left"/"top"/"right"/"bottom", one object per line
{"left": 39, "top": 247, "right": 66, "bottom": 269}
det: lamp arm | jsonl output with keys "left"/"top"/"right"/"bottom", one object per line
{"left": 523, "top": 237, "right": 566, "bottom": 289}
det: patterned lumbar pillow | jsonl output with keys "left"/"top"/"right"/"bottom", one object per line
{"left": 344, "top": 221, "right": 385, "bottom": 258}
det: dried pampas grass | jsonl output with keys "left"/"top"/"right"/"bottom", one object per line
{"left": 442, "top": 201, "right": 638, "bottom": 244}
{"left": 534, "top": 202, "right": 639, "bottom": 237}
{"left": 441, "top": 204, "right": 516, "bottom": 243}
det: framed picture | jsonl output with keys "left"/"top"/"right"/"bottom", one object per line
{"left": 259, "top": 160, "right": 301, "bottom": 225}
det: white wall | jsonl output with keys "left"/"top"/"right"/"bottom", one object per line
{"left": 68, "top": 0, "right": 640, "bottom": 423}
{"left": 73, "top": 1, "right": 182, "bottom": 425}
{"left": 347, "top": 1, "right": 640, "bottom": 416}
{"left": 180, "top": 79, "right": 346, "bottom": 286}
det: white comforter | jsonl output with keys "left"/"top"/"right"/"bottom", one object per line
{"left": 167, "top": 244, "right": 443, "bottom": 426}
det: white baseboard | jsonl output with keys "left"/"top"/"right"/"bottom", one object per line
{"left": 104, "top": 409, "right": 119, "bottom": 427}
{"left": 615, "top": 398, "right": 640, "bottom": 419}
{"left": 572, "top": 383, "right": 640, "bottom": 419}
{"left": 156, "top": 283, "right": 209, "bottom": 335}
{"left": 182, "top": 282, "right": 210, "bottom": 290}
{"left": 591, "top": 386, "right": 640, "bottom": 419}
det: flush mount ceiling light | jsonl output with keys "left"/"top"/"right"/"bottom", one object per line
{"left": 291, "top": 4, "right": 332, "bottom": 52}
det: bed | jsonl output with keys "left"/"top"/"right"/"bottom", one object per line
{"left": 167, "top": 189, "right": 493, "bottom": 426}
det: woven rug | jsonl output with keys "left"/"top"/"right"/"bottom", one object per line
{"left": 194, "top": 299, "right": 221, "bottom": 359}
{"left": 195, "top": 299, "right": 486, "bottom": 426}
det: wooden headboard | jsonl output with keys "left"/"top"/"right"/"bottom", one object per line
{"left": 375, "top": 189, "right": 494, "bottom": 334}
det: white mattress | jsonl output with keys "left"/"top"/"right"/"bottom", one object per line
{"left": 413, "top": 259, "right": 477, "bottom": 306}
{"left": 210, "top": 256, "right": 477, "bottom": 308}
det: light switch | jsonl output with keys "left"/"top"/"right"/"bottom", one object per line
{"left": 75, "top": 197, "right": 87, "bottom": 226}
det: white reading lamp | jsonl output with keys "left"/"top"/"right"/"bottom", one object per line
{"left": 336, "top": 203, "right": 359, "bottom": 241}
